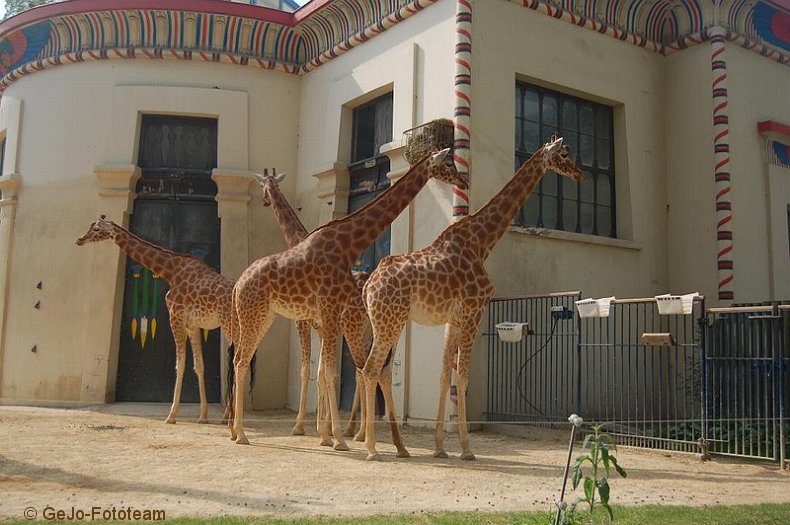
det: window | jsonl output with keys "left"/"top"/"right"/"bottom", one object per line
{"left": 515, "top": 82, "right": 615, "bottom": 237}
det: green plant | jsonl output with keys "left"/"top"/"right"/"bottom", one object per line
{"left": 563, "top": 424, "right": 627, "bottom": 524}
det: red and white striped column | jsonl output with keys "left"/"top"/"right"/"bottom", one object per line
{"left": 710, "top": 26, "right": 735, "bottom": 302}
{"left": 452, "top": 0, "right": 472, "bottom": 217}
{"left": 450, "top": 0, "right": 472, "bottom": 412}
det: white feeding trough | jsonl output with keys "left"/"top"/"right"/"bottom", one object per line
{"left": 495, "top": 322, "right": 531, "bottom": 343}
{"left": 575, "top": 297, "right": 615, "bottom": 318}
{"left": 655, "top": 292, "right": 700, "bottom": 315}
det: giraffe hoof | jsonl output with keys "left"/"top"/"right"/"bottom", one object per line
{"left": 343, "top": 426, "right": 357, "bottom": 438}
{"left": 165, "top": 418, "right": 176, "bottom": 424}
{"left": 235, "top": 437, "right": 250, "bottom": 445}
{"left": 333, "top": 441, "right": 350, "bottom": 451}
{"left": 353, "top": 431, "right": 365, "bottom": 442}
{"left": 291, "top": 425, "right": 305, "bottom": 436}
{"left": 319, "top": 438, "right": 334, "bottom": 447}
{"left": 197, "top": 418, "right": 209, "bottom": 424}
{"left": 365, "top": 452, "right": 382, "bottom": 462}
{"left": 460, "top": 451, "right": 476, "bottom": 461}
{"left": 396, "top": 449, "right": 411, "bottom": 459}
{"left": 432, "top": 450, "right": 449, "bottom": 459}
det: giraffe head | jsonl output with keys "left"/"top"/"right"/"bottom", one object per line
{"left": 422, "top": 147, "right": 468, "bottom": 189}
{"left": 541, "top": 137, "right": 584, "bottom": 182}
{"left": 75, "top": 215, "right": 117, "bottom": 245}
{"left": 253, "top": 170, "right": 286, "bottom": 208}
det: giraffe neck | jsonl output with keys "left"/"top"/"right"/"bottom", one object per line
{"left": 111, "top": 225, "right": 189, "bottom": 282}
{"left": 310, "top": 161, "right": 433, "bottom": 266}
{"left": 445, "top": 156, "right": 547, "bottom": 261}
{"left": 266, "top": 185, "right": 308, "bottom": 248}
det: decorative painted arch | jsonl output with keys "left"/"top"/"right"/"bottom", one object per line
{"left": 0, "top": 0, "right": 788, "bottom": 91}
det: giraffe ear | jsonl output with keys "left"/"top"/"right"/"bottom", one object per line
{"left": 253, "top": 173, "right": 266, "bottom": 184}
{"left": 543, "top": 137, "right": 563, "bottom": 159}
{"left": 431, "top": 147, "right": 451, "bottom": 160}
{"left": 274, "top": 173, "right": 286, "bottom": 184}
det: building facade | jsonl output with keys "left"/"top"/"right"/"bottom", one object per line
{"left": 0, "top": 0, "right": 788, "bottom": 427}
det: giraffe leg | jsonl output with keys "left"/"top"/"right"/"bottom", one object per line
{"left": 456, "top": 319, "right": 482, "bottom": 461}
{"left": 352, "top": 370, "right": 366, "bottom": 441}
{"left": 188, "top": 329, "right": 209, "bottom": 424}
{"left": 345, "top": 378, "right": 361, "bottom": 438}
{"left": 315, "top": 351, "right": 333, "bottom": 446}
{"left": 230, "top": 311, "right": 273, "bottom": 445}
{"left": 379, "top": 360, "right": 409, "bottom": 458}
{"left": 433, "top": 324, "right": 461, "bottom": 458}
{"left": 166, "top": 317, "right": 188, "bottom": 424}
{"left": 292, "top": 320, "right": 312, "bottom": 436}
{"left": 362, "top": 369, "right": 381, "bottom": 461}
{"left": 317, "top": 309, "right": 348, "bottom": 451}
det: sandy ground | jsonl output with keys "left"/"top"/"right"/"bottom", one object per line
{"left": 1, "top": 404, "right": 788, "bottom": 520}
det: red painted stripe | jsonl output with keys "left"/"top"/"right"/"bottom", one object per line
{"left": 757, "top": 120, "right": 790, "bottom": 138}
{"left": 455, "top": 90, "right": 471, "bottom": 104}
{"left": 711, "top": 46, "right": 725, "bottom": 59}
{"left": 715, "top": 157, "right": 730, "bottom": 170}
{"left": 718, "top": 245, "right": 733, "bottom": 258}
{"left": 716, "top": 186, "right": 731, "bottom": 199}
{"left": 456, "top": 28, "right": 471, "bottom": 39}
{"left": 455, "top": 123, "right": 470, "bottom": 136}
{"left": 712, "top": 74, "right": 727, "bottom": 87}
{"left": 719, "top": 275, "right": 734, "bottom": 288}
{"left": 714, "top": 101, "right": 728, "bottom": 113}
{"left": 717, "top": 215, "right": 732, "bottom": 228}
{"left": 0, "top": 0, "right": 296, "bottom": 35}
{"left": 714, "top": 129, "right": 729, "bottom": 141}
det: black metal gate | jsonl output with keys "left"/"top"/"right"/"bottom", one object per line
{"left": 115, "top": 115, "right": 220, "bottom": 403}
{"left": 705, "top": 305, "right": 788, "bottom": 463}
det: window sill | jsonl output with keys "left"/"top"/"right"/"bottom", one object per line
{"left": 509, "top": 225, "right": 642, "bottom": 250}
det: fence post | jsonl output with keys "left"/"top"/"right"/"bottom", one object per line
{"left": 699, "top": 298, "right": 711, "bottom": 461}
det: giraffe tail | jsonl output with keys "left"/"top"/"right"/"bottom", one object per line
{"left": 225, "top": 343, "right": 257, "bottom": 409}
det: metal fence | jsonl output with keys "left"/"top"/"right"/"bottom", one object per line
{"left": 486, "top": 292, "right": 580, "bottom": 425}
{"left": 704, "top": 304, "right": 788, "bottom": 463}
{"left": 485, "top": 294, "right": 788, "bottom": 466}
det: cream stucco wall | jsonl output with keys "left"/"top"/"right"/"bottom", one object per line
{"left": 467, "top": 0, "right": 670, "bottom": 424}
{"left": 0, "top": 59, "right": 300, "bottom": 409}
{"left": 666, "top": 40, "right": 790, "bottom": 305}
{"left": 724, "top": 45, "right": 790, "bottom": 302}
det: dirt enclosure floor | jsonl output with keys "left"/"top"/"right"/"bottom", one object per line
{"left": 1, "top": 404, "right": 789, "bottom": 520}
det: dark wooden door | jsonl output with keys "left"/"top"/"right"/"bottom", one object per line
{"left": 115, "top": 200, "right": 221, "bottom": 403}
{"left": 115, "top": 115, "right": 220, "bottom": 403}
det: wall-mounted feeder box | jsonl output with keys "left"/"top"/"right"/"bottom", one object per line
{"left": 655, "top": 292, "right": 699, "bottom": 315}
{"left": 402, "top": 118, "right": 455, "bottom": 165}
{"left": 495, "top": 322, "right": 532, "bottom": 343}
{"left": 641, "top": 333, "right": 676, "bottom": 346}
{"left": 575, "top": 297, "right": 615, "bottom": 318}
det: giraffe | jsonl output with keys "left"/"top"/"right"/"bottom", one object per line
{"left": 361, "top": 137, "right": 583, "bottom": 461}
{"left": 253, "top": 170, "right": 371, "bottom": 439}
{"left": 76, "top": 217, "right": 236, "bottom": 424}
{"left": 228, "top": 147, "right": 467, "bottom": 449}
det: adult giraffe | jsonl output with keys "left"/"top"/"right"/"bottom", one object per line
{"left": 76, "top": 217, "right": 238, "bottom": 424}
{"left": 361, "top": 137, "right": 583, "bottom": 460}
{"left": 228, "top": 148, "right": 466, "bottom": 448}
{"left": 252, "top": 170, "right": 370, "bottom": 439}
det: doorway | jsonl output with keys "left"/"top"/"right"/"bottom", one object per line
{"left": 115, "top": 115, "right": 220, "bottom": 403}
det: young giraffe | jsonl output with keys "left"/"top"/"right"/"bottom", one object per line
{"left": 253, "top": 170, "right": 371, "bottom": 439}
{"left": 361, "top": 137, "right": 583, "bottom": 461}
{"left": 76, "top": 217, "right": 235, "bottom": 424}
{"left": 228, "top": 148, "right": 467, "bottom": 448}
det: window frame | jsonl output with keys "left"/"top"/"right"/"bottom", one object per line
{"left": 515, "top": 81, "right": 616, "bottom": 238}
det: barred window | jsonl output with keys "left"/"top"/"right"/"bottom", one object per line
{"left": 515, "top": 82, "right": 616, "bottom": 237}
